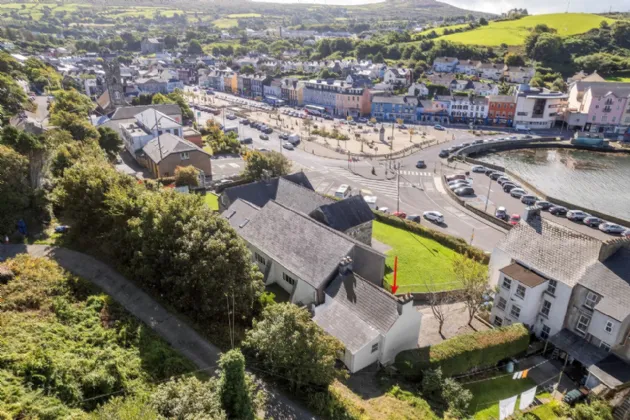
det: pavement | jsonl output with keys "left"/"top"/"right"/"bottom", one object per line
{"left": 0, "top": 244, "right": 316, "bottom": 420}
{"left": 416, "top": 301, "right": 490, "bottom": 348}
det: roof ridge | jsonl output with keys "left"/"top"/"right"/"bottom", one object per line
{"left": 352, "top": 272, "right": 399, "bottom": 303}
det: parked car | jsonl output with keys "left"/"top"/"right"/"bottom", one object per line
{"left": 446, "top": 174, "right": 467, "bottom": 182}
{"left": 473, "top": 139, "right": 484, "bottom": 144}
{"left": 259, "top": 134, "right": 269, "bottom": 140}
{"left": 623, "top": 229, "right": 630, "bottom": 238}
{"left": 509, "top": 214, "right": 521, "bottom": 225}
{"left": 490, "top": 172, "right": 505, "bottom": 181}
{"left": 406, "top": 214, "right": 421, "bottom": 223}
{"left": 226, "top": 114, "right": 237, "bottom": 120}
{"left": 393, "top": 211, "right": 407, "bottom": 219}
{"left": 282, "top": 142, "right": 294, "bottom": 150}
{"left": 503, "top": 183, "right": 520, "bottom": 193}
{"left": 471, "top": 165, "right": 487, "bottom": 173}
{"left": 535, "top": 201, "right": 553, "bottom": 211}
{"left": 495, "top": 206, "right": 508, "bottom": 220}
{"left": 448, "top": 179, "right": 470, "bottom": 187}
{"left": 549, "top": 206, "right": 568, "bottom": 216}
{"left": 240, "top": 137, "right": 253, "bottom": 145}
{"left": 599, "top": 222, "right": 626, "bottom": 234}
{"left": 454, "top": 186, "right": 475, "bottom": 196}
{"left": 567, "top": 210, "right": 591, "bottom": 222}
{"left": 520, "top": 195, "right": 537, "bottom": 205}
{"left": 439, "top": 150, "right": 449, "bottom": 158}
{"left": 264, "top": 127, "right": 273, "bottom": 134}
{"left": 497, "top": 176, "right": 511, "bottom": 185}
{"left": 423, "top": 211, "right": 444, "bottom": 224}
{"left": 416, "top": 160, "right": 427, "bottom": 169}
{"left": 240, "top": 119, "right": 250, "bottom": 125}
{"left": 279, "top": 133, "right": 289, "bottom": 140}
{"left": 434, "top": 124, "right": 445, "bottom": 130}
{"left": 484, "top": 168, "right": 496, "bottom": 176}
{"left": 510, "top": 188, "right": 527, "bottom": 198}
{"left": 583, "top": 216, "right": 603, "bottom": 227}
{"left": 449, "top": 181, "right": 471, "bottom": 190}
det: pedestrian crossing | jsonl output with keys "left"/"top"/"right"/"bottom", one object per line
{"left": 316, "top": 166, "right": 399, "bottom": 199}
{"left": 398, "top": 170, "right": 433, "bottom": 177}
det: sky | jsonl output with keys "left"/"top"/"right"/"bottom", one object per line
{"left": 252, "top": 0, "right": 629, "bottom": 13}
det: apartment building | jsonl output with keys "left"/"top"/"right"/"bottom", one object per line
{"left": 513, "top": 84, "right": 567, "bottom": 130}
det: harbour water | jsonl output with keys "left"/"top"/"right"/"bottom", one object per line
{"left": 478, "top": 148, "right": 630, "bottom": 222}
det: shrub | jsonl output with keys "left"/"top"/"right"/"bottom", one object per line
{"left": 372, "top": 211, "right": 489, "bottom": 264}
{"left": 395, "top": 323, "right": 529, "bottom": 379}
{"left": 442, "top": 378, "right": 472, "bottom": 417}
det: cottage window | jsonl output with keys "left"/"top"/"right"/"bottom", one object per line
{"left": 585, "top": 291, "right": 599, "bottom": 309}
{"left": 540, "top": 325, "right": 551, "bottom": 340}
{"left": 576, "top": 314, "right": 591, "bottom": 335}
{"left": 502, "top": 277, "right": 511, "bottom": 291}
{"left": 497, "top": 297, "right": 507, "bottom": 311}
{"left": 547, "top": 279, "right": 557, "bottom": 295}
{"left": 541, "top": 300, "right": 552, "bottom": 317}
{"left": 601, "top": 342, "right": 611, "bottom": 352}
{"left": 282, "top": 272, "right": 296, "bottom": 286}
{"left": 180, "top": 152, "right": 190, "bottom": 160}
{"left": 606, "top": 321, "right": 614, "bottom": 333}
{"left": 371, "top": 343, "right": 379, "bottom": 353}
{"left": 515, "top": 285, "right": 527, "bottom": 299}
{"left": 510, "top": 305, "right": 521, "bottom": 320}
{"left": 254, "top": 252, "right": 266, "bottom": 265}
{"left": 494, "top": 316, "right": 503, "bottom": 327}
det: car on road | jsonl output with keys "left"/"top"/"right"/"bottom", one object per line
{"left": 256, "top": 147, "right": 269, "bottom": 152}
{"left": 358, "top": 117, "right": 368, "bottom": 123}
{"left": 509, "top": 136, "right": 518, "bottom": 140}
{"left": 279, "top": 133, "right": 289, "bottom": 140}
{"left": 259, "top": 134, "right": 269, "bottom": 140}
{"left": 599, "top": 222, "right": 626, "bottom": 234}
{"left": 549, "top": 205, "right": 568, "bottom": 216}
{"left": 393, "top": 211, "right": 407, "bottom": 219}
{"left": 495, "top": 206, "right": 508, "bottom": 220}
{"left": 454, "top": 186, "right": 475, "bottom": 196}
{"left": 397, "top": 124, "right": 407, "bottom": 129}
{"left": 423, "top": 211, "right": 444, "bottom": 224}
{"left": 226, "top": 114, "right": 237, "bottom": 120}
{"left": 583, "top": 216, "right": 603, "bottom": 227}
{"left": 490, "top": 172, "right": 504, "bottom": 181}
{"left": 240, "top": 119, "right": 250, "bottom": 125}
{"left": 406, "top": 214, "right": 421, "bottom": 223}
{"left": 503, "top": 183, "right": 520, "bottom": 193}
{"left": 434, "top": 124, "right": 445, "bottom": 130}
{"left": 509, "top": 214, "right": 521, "bottom": 225}
{"left": 535, "top": 200, "right": 553, "bottom": 210}
{"left": 471, "top": 165, "right": 487, "bottom": 173}
{"left": 473, "top": 139, "right": 484, "bottom": 145}
{"left": 239, "top": 137, "right": 253, "bottom": 145}
{"left": 282, "top": 142, "right": 294, "bottom": 150}
{"left": 567, "top": 210, "right": 591, "bottom": 222}
{"left": 416, "top": 160, "right": 427, "bottom": 169}
{"left": 115, "top": 155, "right": 123, "bottom": 164}
{"left": 520, "top": 195, "right": 537, "bottom": 205}
{"left": 623, "top": 229, "right": 630, "bottom": 238}
{"left": 510, "top": 188, "right": 527, "bottom": 198}
{"left": 439, "top": 150, "right": 449, "bottom": 158}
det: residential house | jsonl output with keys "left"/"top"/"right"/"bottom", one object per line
{"left": 505, "top": 66, "right": 535, "bottom": 84}
{"left": 432, "top": 57, "right": 458, "bottom": 73}
{"left": 489, "top": 207, "right": 630, "bottom": 391}
{"left": 455, "top": 59, "right": 481, "bottom": 75}
{"left": 120, "top": 109, "right": 183, "bottom": 155}
{"left": 140, "top": 133, "right": 212, "bottom": 178}
{"left": 417, "top": 99, "right": 449, "bottom": 123}
{"left": 263, "top": 78, "right": 282, "bottom": 99}
{"left": 281, "top": 78, "right": 303, "bottom": 106}
{"left": 336, "top": 87, "right": 368, "bottom": 118}
{"left": 407, "top": 82, "right": 429, "bottom": 98}
{"left": 571, "top": 84, "right": 630, "bottom": 133}
{"left": 447, "top": 96, "right": 488, "bottom": 123}
{"left": 302, "top": 79, "right": 345, "bottom": 115}
{"left": 371, "top": 95, "right": 418, "bottom": 122}
{"left": 567, "top": 70, "right": 605, "bottom": 85}
{"left": 135, "top": 76, "right": 168, "bottom": 95}
{"left": 182, "top": 127, "right": 203, "bottom": 148}
{"left": 383, "top": 68, "right": 412, "bottom": 87}
{"left": 97, "top": 104, "right": 182, "bottom": 139}
{"left": 140, "top": 38, "right": 164, "bottom": 54}
{"left": 488, "top": 95, "right": 516, "bottom": 126}
{"left": 476, "top": 62, "right": 506, "bottom": 81}
{"left": 513, "top": 84, "right": 567, "bottom": 130}
{"left": 472, "top": 81, "right": 499, "bottom": 96}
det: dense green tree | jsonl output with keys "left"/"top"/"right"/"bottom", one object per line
{"left": 0, "top": 73, "right": 30, "bottom": 115}
{"left": 150, "top": 377, "right": 227, "bottom": 419}
{"left": 243, "top": 303, "right": 344, "bottom": 393}
{"left": 243, "top": 150, "right": 291, "bottom": 181}
{"left": 50, "top": 111, "right": 99, "bottom": 141}
{"left": 96, "top": 126, "right": 122, "bottom": 160}
{"left": 174, "top": 165, "right": 200, "bottom": 187}
{"left": 163, "top": 34, "right": 178, "bottom": 49}
{"left": 91, "top": 397, "right": 159, "bottom": 420}
{"left": 219, "top": 349, "right": 254, "bottom": 419}
{"left": 479, "top": 17, "right": 488, "bottom": 25}
{"left": 240, "top": 64, "right": 255, "bottom": 74}
{"left": 50, "top": 139, "right": 105, "bottom": 178}
{"left": 526, "top": 32, "right": 564, "bottom": 62}
{"left": 574, "top": 53, "right": 630, "bottom": 74}
{"left": 50, "top": 89, "right": 93, "bottom": 117}
{"left": 188, "top": 39, "right": 203, "bottom": 54}
{"left": 0, "top": 145, "right": 31, "bottom": 236}
{"left": 611, "top": 21, "right": 630, "bottom": 49}
{"left": 504, "top": 52, "right": 525, "bottom": 66}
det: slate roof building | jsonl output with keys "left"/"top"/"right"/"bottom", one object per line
{"left": 489, "top": 207, "right": 630, "bottom": 391}
{"left": 140, "top": 133, "right": 212, "bottom": 178}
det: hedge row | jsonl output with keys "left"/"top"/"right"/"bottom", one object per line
{"left": 372, "top": 211, "right": 489, "bottom": 264}
{"left": 395, "top": 323, "right": 530, "bottom": 379}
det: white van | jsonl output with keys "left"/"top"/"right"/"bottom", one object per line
{"left": 363, "top": 195, "right": 377, "bottom": 210}
{"left": 335, "top": 184, "right": 352, "bottom": 199}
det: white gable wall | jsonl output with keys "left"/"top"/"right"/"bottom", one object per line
{"left": 350, "top": 334, "right": 382, "bottom": 373}
{"left": 380, "top": 302, "right": 421, "bottom": 365}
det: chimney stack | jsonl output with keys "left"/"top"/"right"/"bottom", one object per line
{"left": 396, "top": 293, "right": 414, "bottom": 315}
{"left": 339, "top": 256, "right": 353, "bottom": 275}
{"left": 523, "top": 206, "right": 540, "bottom": 224}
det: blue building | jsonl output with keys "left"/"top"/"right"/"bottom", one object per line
{"left": 370, "top": 95, "right": 418, "bottom": 123}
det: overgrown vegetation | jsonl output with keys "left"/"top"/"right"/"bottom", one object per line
{"left": 242, "top": 149, "right": 291, "bottom": 181}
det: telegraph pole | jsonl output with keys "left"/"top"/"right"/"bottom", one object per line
{"left": 396, "top": 161, "right": 401, "bottom": 213}
{"left": 483, "top": 172, "right": 493, "bottom": 213}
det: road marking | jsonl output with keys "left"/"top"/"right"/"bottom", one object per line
{"left": 315, "top": 181, "right": 332, "bottom": 194}
{"left": 434, "top": 176, "right": 446, "bottom": 194}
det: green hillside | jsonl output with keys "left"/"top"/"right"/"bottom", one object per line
{"left": 440, "top": 13, "right": 615, "bottom": 46}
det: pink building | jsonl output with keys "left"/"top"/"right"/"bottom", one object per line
{"left": 335, "top": 87, "right": 365, "bottom": 118}
{"left": 581, "top": 85, "right": 630, "bottom": 132}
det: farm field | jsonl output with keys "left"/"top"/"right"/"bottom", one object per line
{"left": 440, "top": 13, "right": 615, "bottom": 46}
{"left": 227, "top": 13, "right": 261, "bottom": 18}
{"left": 415, "top": 23, "right": 470, "bottom": 37}
{"left": 606, "top": 71, "right": 630, "bottom": 82}
{"left": 213, "top": 18, "right": 239, "bottom": 28}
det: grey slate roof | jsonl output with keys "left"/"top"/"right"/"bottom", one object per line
{"left": 223, "top": 199, "right": 260, "bottom": 230}
{"left": 578, "top": 247, "right": 630, "bottom": 321}
{"left": 135, "top": 109, "right": 181, "bottom": 130}
{"left": 110, "top": 104, "right": 181, "bottom": 121}
{"left": 142, "top": 133, "right": 209, "bottom": 164}
{"left": 550, "top": 329, "right": 609, "bottom": 367}
{"left": 588, "top": 354, "right": 630, "bottom": 388}
{"left": 274, "top": 178, "right": 334, "bottom": 215}
{"left": 222, "top": 172, "right": 314, "bottom": 208}
{"left": 325, "top": 273, "right": 400, "bottom": 334}
{"left": 496, "top": 215, "right": 602, "bottom": 286}
{"left": 238, "top": 201, "right": 355, "bottom": 289}
{"left": 313, "top": 298, "right": 379, "bottom": 353}
{"left": 310, "top": 195, "right": 374, "bottom": 232}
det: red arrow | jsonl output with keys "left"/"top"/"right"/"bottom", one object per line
{"left": 391, "top": 255, "right": 399, "bottom": 294}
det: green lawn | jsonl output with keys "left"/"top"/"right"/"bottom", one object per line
{"left": 213, "top": 18, "right": 239, "bottom": 28}
{"left": 528, "top": 402, "right": 558, "bottom": 420}
{"left": 227, "top": 13, "right": 261, "bottom": 18}
{"left": 440, "top": 13, "right": 614, "bottom": 46}
{"left": 204, "top": 193, "right": 219, "bottom": 211}
{"left": 414, "top": 23, "right": 470, "bottom": 38}
{"left": 465, "top": 375, "right": 546, "bottom": 420}
{"left": 371, "top": 221, "right": 467, "bottom": 292}
{"left": 606, "top": 72, "right": 630, "bottom": 82}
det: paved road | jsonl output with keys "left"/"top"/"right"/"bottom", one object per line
{"left": 0, "top": 244, "right": 316, "bottom": 420}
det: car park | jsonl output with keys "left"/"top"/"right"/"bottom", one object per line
{"left": 583, "top": 216, "right": 603, "bottom": 227}
{"left": 509, "top": 214, "right": 521, "bottom": 225}
{"left": 448, "top": 179, "right": 470, "bottom": 187}
{"left": 423, "top": 211, "right": 444, "bottom": 224}
{"left": 549, "top": 206, "right": 568, "bottom": 216}
{"left": 259, "top": 134, "right": 269, "bottom": 140}
{"left": 495, "top": 206, "right": 508, "bottom": 220}
{"left": 226, "top": 114, "right": 237, "bottom": 120}
{"left": 454, "top": 186, "right": 475, "bottom": 196}
{"left": 490, "top": 172, "right": 504, "bottom": 181}
{"left": 416, "top": 160, "right": 427, "bottom": 168}
{"left": 535, "top": 201, "right": 553, "bottom": 210}
{"left": 264, "top": 127, "right": 273, "bottom": 134}
{"left": 520, "top": 195, "right": 537, "bottom": 205}
{"left": 510, "top": 188, "right": 527, "bottom": 198}
{"left": 473, "top": 139, "right": 484, "bottom": 144}
{"left": 406, "top": 214, "right": 421, "bottom": 223}
{"left": 471, "top": 165, "right": 487, "bottom": 173}
{"left": 599, "top": 223, "right": 626, "bottom": 234}
{"left": 567, "top": 210, "right": 591, "bottom": 222}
